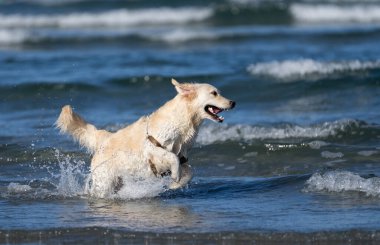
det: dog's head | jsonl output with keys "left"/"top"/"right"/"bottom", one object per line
{"left": 172, "top": 78, "right": 235, "bottom": 123}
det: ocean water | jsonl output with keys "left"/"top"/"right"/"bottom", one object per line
{"left": 1, "top": 0, "right": 380, "bottom": 244}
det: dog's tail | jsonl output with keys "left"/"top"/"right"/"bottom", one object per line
{"left": 56, "top": 105, "right": 111, "bottom": 152}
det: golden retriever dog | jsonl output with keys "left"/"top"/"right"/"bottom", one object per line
{"left": 56, "top": 79, "right": 235, "bottom": 198}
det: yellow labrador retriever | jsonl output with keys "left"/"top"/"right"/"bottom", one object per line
{"left": 56, "top": 79, "right": 235, "bottom": 198}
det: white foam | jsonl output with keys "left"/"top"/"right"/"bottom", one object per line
{"left": 305, "top": 171, "right": 380, "bottom": 197}
{"left": 0, "top": 7, "right": 212, "bottom": 28}
{"left": 196, "top": 119, "right": 356, "bottom": 145}
{"left": 247, "top": 59, "right": 380, "bottom": 80}
{"left": 146, "top": 29, "right": 216, "bottom": 43}
{"left": 321, "top": 151, "right": 344, "bottom": 159}
{"left": 0, "top": 29, "right": 28, "bottom": 44}
{"left": 358, "top": 150, "right": 379, "bottom": 157}
{"left": 7, "top": 183, "right": 32, "bottom": 193}
{"left": 291, "top": 4, "right": 380, "bottom": 23}
{"left": 308, "top": 140, "right": 330, "bottom": 150}
{"left": 114, "top": 176, "right": 170, "bottom": 200}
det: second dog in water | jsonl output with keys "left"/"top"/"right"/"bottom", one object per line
{"left": 56, "top": 79, "right": 235, "bottom": 198}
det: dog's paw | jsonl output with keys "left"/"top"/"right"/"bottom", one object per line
{"left": 171, "top": 167, "right": 181, "bottom": 183}
{"left": 171, "top": 173, "right": 180, "bottom": 183}
{"left": 169, "top": 181, "right": 182, "bottom": 190}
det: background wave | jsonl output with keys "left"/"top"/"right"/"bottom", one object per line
{"left": 247, "top": 59, "right": 380, "bottom": 81}
{"left": 0, "top": 7, "right": 212, "bottom": 28}
{"left": 197, "top": 119, "right": 370, "bottom": 144}
{"left": 305, "top": 171, "right": 380, "bottom": 197}
{"left": 291, "top": 4, "right": 380, "bottom": 23}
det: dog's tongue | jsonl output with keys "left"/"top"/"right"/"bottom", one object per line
{"left": 214, "top": 107, "right": 222, "bottom": 114}
{"left": 210, "top": 106, "right": 222, "bottom": 114}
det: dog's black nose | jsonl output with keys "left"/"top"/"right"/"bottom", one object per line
{"left": 229, "top": 100, "right": 236, "bottom": 109}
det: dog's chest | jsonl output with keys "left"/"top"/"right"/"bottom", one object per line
{"left": 156, "top": 123, "right": 197, "bottom": 154}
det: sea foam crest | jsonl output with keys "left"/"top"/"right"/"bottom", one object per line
{"left": 247, "top": 59, "right": 380, "bottom": 80}
{"left": 291, "top": 4, "right": 380, "bottom": 23}
{"left": 0, "top": 7, "right": 212, "bottom": 28}
{"left": 7, "top": 183, "right": 32, "bottom": 193}
{"left": 0, "top": 29, "right": 27, "bottom": 44}
{"left": 145, "top": 29, "right": 216, "bottom": 43}
{"left": 305, "top": 171, "right": 380, "bottom": 197}
{"left": 196, "top": 119, "right": 356, "bottom": 145}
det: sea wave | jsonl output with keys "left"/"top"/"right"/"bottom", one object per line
{"left": 196, "top": 119, "right": 360, "bottom": 145}
{"left": 0, "top": 29, "right": 27, "bottom": 44}
{"left": 247, "top": 59, "right": 380, "bottom": 80}
{"left": 144, "top": 29, "right": 217, "bottom": 43}
{"left": 305, "top": 171, "right": 380, "bottom": 197}
{"left": 0, "top": 28, "right": 218, "bottom": 46}
{"left": 291, "top": 4, "right": 380, "bottom": 23}
{"left": 2, "top": 23, "right": 379, "bottom": 46}
{"left": 0, "top": 7, "right": 212, "bottom": 28}
{"left": 0, "top": 27, "right": 276, "bottom": 45}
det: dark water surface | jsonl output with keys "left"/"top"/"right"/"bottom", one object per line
{"left": 1, "top": 0, "right": 380, "bottom": 244}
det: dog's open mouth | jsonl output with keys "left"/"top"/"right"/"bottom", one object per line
{"left": 205, "top": 105, "right": 225, "bottom": 123}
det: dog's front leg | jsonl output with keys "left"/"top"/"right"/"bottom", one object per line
{"left": 169, "top": 163, "right": 192, "bottom": 189}
{"left": 164, "top": 150, "right": 181, "bottom": 182}
{"left": 144, "top": 139, "right": 181, "bottom": 182}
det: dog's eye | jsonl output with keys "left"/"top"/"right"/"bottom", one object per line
{"left": 211, "top": 91, "right": 218, "bottom": 96}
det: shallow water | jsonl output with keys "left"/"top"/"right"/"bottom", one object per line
{"left": 1, "top": 0, "right": 380, "bottom": 243}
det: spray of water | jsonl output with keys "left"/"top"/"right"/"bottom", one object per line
{"left": 6, "top": 149, "right": 170, "bottom": 200}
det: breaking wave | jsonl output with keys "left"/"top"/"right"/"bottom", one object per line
{"left": 291, "top": 4, "right": 380, "bottom": 24}
{"left": 0, "top": 7, "right": 212, "bottom": 28}
{"left": 0, "top": 29, "right": 27, "bottom": 44}
{"left": 247, "top": 59, "right": 380, "bottom": 80}
{"left": 196, "top": 119, "right": 361, "bottom": 145}
{"left": 305, "top": 171, "right": 380, "bottom": 197}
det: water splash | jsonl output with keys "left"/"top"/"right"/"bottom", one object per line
{"left": 113, "top": 175, "right": 170, "bottom": 200}
{"left": 7, "top": 183, "right": 32, "bottom": 193}
{"left": 53, "top": 149, "right": 88, "bottom": 197}
{"left": 5, "top": 149, "right": 170, "bottom": 200}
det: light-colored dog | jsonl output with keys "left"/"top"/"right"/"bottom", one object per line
{"left": 56, "top": 79, "right": 235, "bottom": 198}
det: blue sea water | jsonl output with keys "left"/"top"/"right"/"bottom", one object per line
{"left": 1, "top": 0, "right": 380, "bottom": 244}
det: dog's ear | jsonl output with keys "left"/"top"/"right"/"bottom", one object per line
{"left": 172, "top": 78, "right": 195, "bottom": 96}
